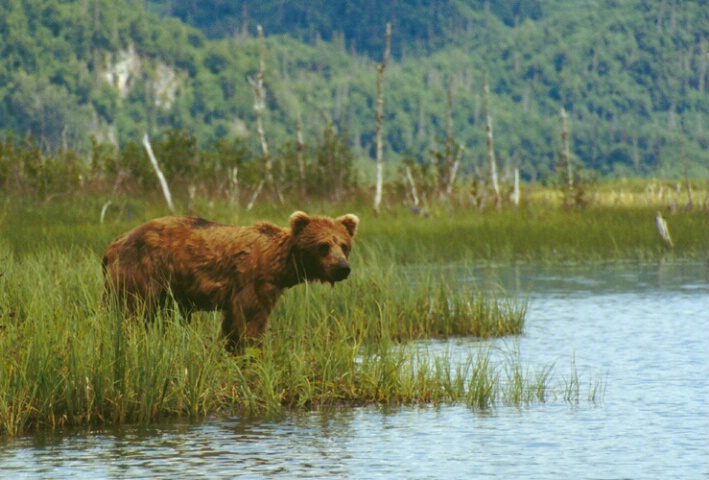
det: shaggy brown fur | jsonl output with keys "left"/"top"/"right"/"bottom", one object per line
{"left": 102, "top": 211, "right": 359, "bottom": 349}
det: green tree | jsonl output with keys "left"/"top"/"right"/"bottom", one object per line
{"left": 8, "top": 74, "right": 95, "bottom": 152}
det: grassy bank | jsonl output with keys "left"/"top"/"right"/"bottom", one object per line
{"left": 0, "top": 241, "right": 603, "bottom": 436}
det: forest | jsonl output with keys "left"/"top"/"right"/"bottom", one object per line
{"left": 0, "top": 0, "right": 707, "bottom": 195}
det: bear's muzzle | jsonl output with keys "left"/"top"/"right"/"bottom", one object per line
{"left": 329, "top": 261, "right": 351, "bottom": 284}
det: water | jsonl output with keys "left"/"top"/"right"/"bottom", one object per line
{"left": 1, "top": 261, "right": 707, "bottom": 479}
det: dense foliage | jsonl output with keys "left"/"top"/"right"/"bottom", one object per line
{"left": 0, "top": 0, "right": 706, "bottom": 183}
{"left": 144, "top": 0, "right": 544, "bottom": 57}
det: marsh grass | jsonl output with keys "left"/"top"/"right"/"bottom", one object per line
{"left": 361, "top": 205, "right": 708, "bottom": 263}
{"left": 276, "top": 259, "right": 526, "bottom": 343}
{"left": 2, "top": 193, "right": 707, "bottom": 261}
{"left": 0, "top": 243, "right": 604, "bottom": 436}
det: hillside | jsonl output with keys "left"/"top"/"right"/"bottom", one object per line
{"left": 144, "top": 0, "right": 544, "bottom": 58}
{"left": 0, "top": 0, "right": 706, "bottom": 181}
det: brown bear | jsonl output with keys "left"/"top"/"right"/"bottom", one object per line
{"left": 102, "top": 211, "right": 359, "bottom": 349}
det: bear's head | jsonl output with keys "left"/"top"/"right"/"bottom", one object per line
{"left": 289, "top": 211, "right": 359, "bottom": 285}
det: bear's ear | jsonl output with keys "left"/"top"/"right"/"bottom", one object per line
{"left": 289, "top": 211, "right": 311, "bottom": 236}
{"left": 336, "top": 214, "right": 359, "bottom": 238}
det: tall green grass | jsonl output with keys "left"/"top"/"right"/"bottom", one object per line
{"left": 2, "top": 194, "right": 705, "bottom": 262}
{"left": 359, "top": 205, "right": 708, "bottom": 263}
{"left": 0, "top": 242, "right": 603, "bottom": 436}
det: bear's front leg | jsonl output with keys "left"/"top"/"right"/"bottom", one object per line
{"left": 221, "top": 307, "right": 248, "bottom": 351}
{"left": 222, "top": 283, "right": 282, "bottom": 350}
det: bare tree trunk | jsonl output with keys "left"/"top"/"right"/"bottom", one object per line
{"left": 142, "top": 133, "right": 175, "bottom": 212}
{"left": 188, "top": 184, "right": 196, "bottom": 213}
{"left": 443, "top": 75, "right": 464, "bottom": 198}
{"left": 560, "top": 108, "right": 573, "bottom": 200}
{"left": 246, "top": 180, "right": 264, "bottom": 211}
{"left": 484, "top": 81, "right": 500, "bottom": 207}
{"left": 446, "top": 145, "right": 464, "bottom": 197}
{"left": 249, "top": 25, "right": 282, "bottom": 205}
{"left": 229, "top": 167, "right": 239, "bottom": 207}
{"left": 296, "top": 114, "right": 306, "bottom": 199}
{"left": 100, "top": 200, "right": 112, "bottom": 224}
{"left": 405, "top": 166, "right": 420, "bottom": 208}
{"left": 373, "top": 23, "right": 391, "bottom": 217}
{"left": 444, "top": 74, "right": 454, "bottom": 194}
{"left": 513, "top": 167, "right": 520, "bottom": 207}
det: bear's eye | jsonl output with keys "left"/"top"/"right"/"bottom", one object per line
{"left": 341, "top": 244, "right": 349, "bottom": 255}
{"left": 318, "top": 243, "right": 331, "bottom": 257}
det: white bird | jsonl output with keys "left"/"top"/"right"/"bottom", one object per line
{"left": 655, "top": 211, "right": 673, "bottom": 248}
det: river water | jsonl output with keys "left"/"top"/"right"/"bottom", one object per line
{"left": 1, "top": 261, "right": 707, "bottom": 479}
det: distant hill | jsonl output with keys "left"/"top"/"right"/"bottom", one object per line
{"left": 145, "top": 0, "right": 544, "bottom": 58}
{"left": 0, "top": 0, "right": 706, "bottom": 179}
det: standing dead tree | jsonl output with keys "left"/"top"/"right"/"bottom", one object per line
{"left": 444, "top": 75, "right": 455, "bottom": 192}
{"left": 405, "top": 165, "right": 420, "bottom": 208}
{"left": 556, "top": 107, "right": 586, "bottom": 208}
{"left": 446, "top": 147, "right": 464, "bottom": 197}
{"left": 443, "top": 75, "right": 464, "bottom": 197}
{"left": 248, "top": 25, "right": 282, "bottom": 209}
{"left": 229, "top": 167, "right": 239, "bottom": 207}
{"left": 484, "top": 81, "right": 501, "bottom": 208}
{"left": 296, "top": 114, "right": 307, "bottom": 199}
{"left": 373, "top": 23, "right": 391, "bottom": 217}
{"left": 142, "top": 133, "right": 175, "bottom": 212}
{"left": 559, "top": 108, "right": 574, "bottom": 202}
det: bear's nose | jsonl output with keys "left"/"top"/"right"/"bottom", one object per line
{"left": 331, "top": 262, "right": 351, "bottom": 281}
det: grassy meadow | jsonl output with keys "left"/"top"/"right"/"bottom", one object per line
{"left": 3, "top": 179, "right": 707, "bottom": 261}
{"left": 0, "top": 186, "right": 706, "bottom": 436}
